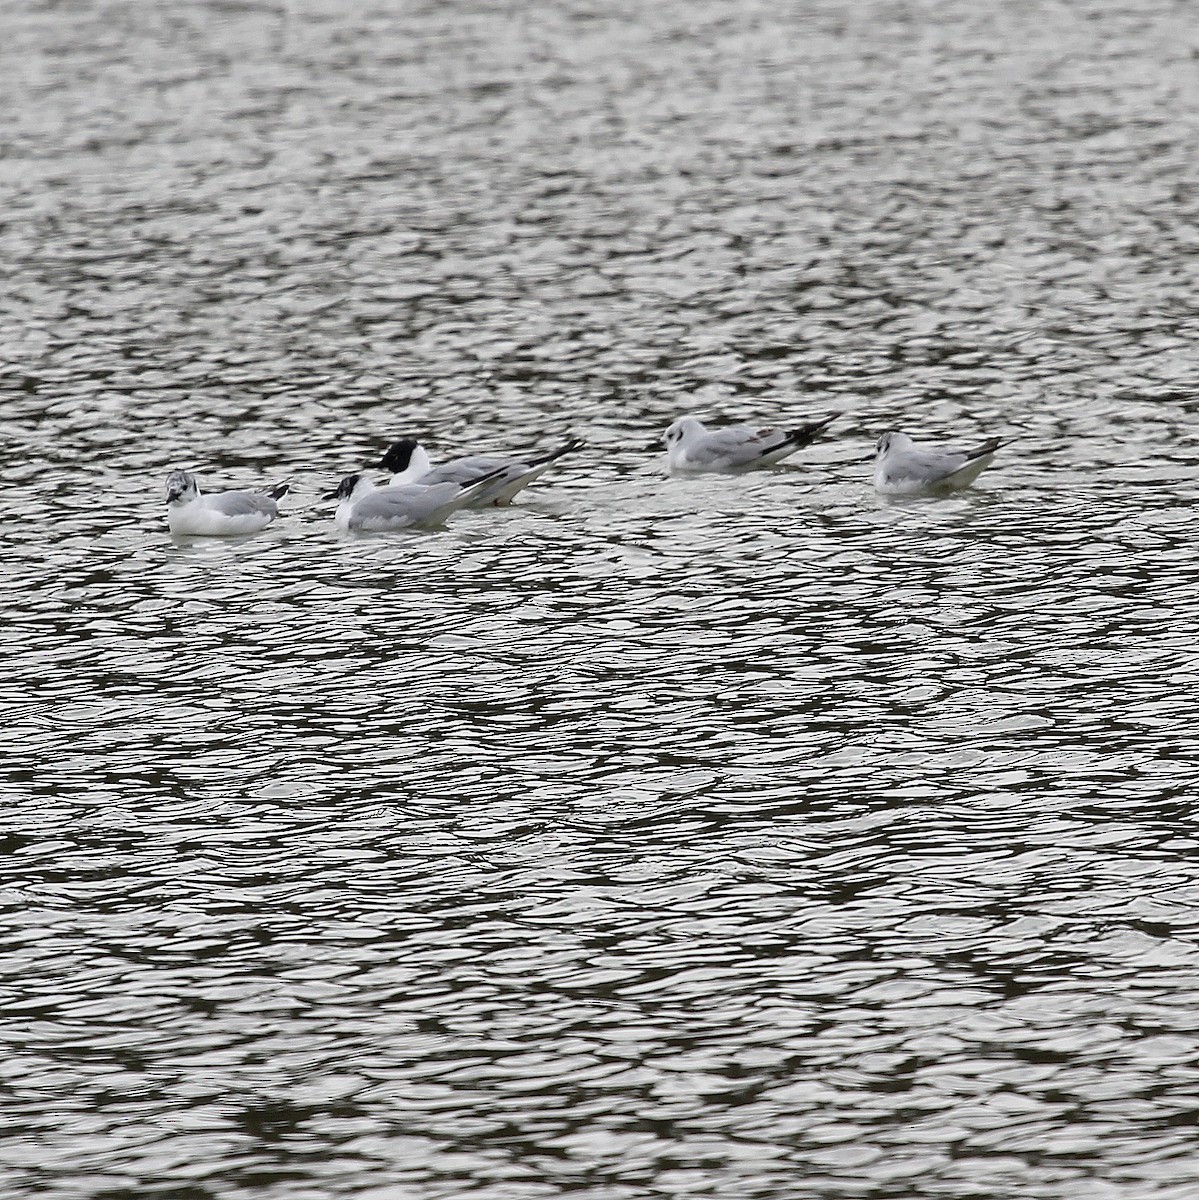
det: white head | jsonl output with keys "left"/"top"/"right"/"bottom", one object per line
{"left": 664, "top": 416, "right": 705, "bottom": 448}
{"left": 165, "top": 470, "right": 199, "bottom": 504}
{"left": 875, "top": 431, "right": 914, "bottom": 458}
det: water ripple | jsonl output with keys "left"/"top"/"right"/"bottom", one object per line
{"left": 4, "top": 0, "right": 1199, "bottom": 1197}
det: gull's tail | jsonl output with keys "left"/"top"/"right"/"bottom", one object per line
{"left": 489, "top": 435, "right": 587, "bottom": 506}
{"left": 960, "top": 436, "right": 1006, "bottom": 463}
{"left": 939, "top": 437, "right": 1008, "bottom": 489}
{"left": 783, "top": 412, "right": 840, "bottom": 450}
{"left": 523, "top": 435, "right": 587, "bottom": 470}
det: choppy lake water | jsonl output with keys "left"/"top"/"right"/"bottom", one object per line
{"left": 4, "top": 0, "right": 1199, "bottom": 1196}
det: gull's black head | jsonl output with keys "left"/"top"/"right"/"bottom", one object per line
{"left": 378, "top": 438, "right": 420, "bottom": 473}
{"left": 322, "top": 473, "right": 362, "bottom": 501}
{"left": 165, "top": 469, "right": 197, "bottom": 504}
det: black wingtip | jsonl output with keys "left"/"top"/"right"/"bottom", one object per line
{"left": 528, "top": 435, "right": 588, "bottom": 467}
{"left": 459, "top": 465, "right": 508, "bottom": 491}
{"left": 964, "top": 437, "right": 1005, "bottom": 462}
{"left": 784, "top": 412, "right": 840, "bottom": 447}
{"left": 265, "top": 482, "right": 290, "bottom": 501}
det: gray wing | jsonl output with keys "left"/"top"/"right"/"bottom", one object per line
{"left": 890, "top": 441, "right": 998, "bottom": 485}
{"left": 208, "top": 490, "right": 278, "bottom": 518}
{"left": 419, "top": 455, "right": 518, "bottom": 486}
{"left": 351, "top": 483, "right": 462, "bottom": 528}
{"left": 689, "top": 424, "right": 788, "bottom": 466}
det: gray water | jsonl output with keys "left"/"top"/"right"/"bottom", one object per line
{"left": 4, "top": 1, "right": 1199, "bottom": 1196}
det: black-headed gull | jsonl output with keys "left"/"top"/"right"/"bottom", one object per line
{"left": 165, "top": 470, "right": 288, "bottom": 536}
{"left": 324, "top": 470, "right": 506, "bottom": 532}
{"left": 871, "top": 431, "right": 1008, "bottom": 495}
{"left": 376, "top": 435, "right": 585, "bottom": 506}
{"left": 664, "top": 413, "right": 838, "bottom": 473}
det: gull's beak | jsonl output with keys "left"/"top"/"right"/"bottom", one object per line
{"left": 166, "top": 488, "right": 184, "bottom": 503}
{"left": 854, "top": 451, "right": 877, "bottom": 463}
{"left": 320, "top": 488, "right": 340, "bottom": 501}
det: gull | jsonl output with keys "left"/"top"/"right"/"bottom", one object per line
{"left": 324, "top": 469, "right": 505, "bottom": 532}
{"left": 870, "top": 431, "right": 1007, "bottom": 495}
{"left": 165, "top": 470, "right": 288, "bottom": 536}
{"left": 376, "top": 435, "right": 585, "bottom": 506}
{"left": 664, "top": 413, "right": 838, "bottom": 473}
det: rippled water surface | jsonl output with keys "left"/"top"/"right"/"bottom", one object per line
{"left": 4, "top": 0, "right": 1199, "bottom": 1196}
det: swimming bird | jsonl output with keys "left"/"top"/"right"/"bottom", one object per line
{"left": 870, "top": 431, "right": 1007, "bottom": 495}
{"left": 377, "top": 435, "right": 585, "bottom": 506}
{"left": 165, "top": 470, "right": 288, "bottom": 536}
{"left": 664, "top": 413, "right": 838, "bottom": 473}
{"left": 324, "top": 469, "right": 506, "bottom": 532}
